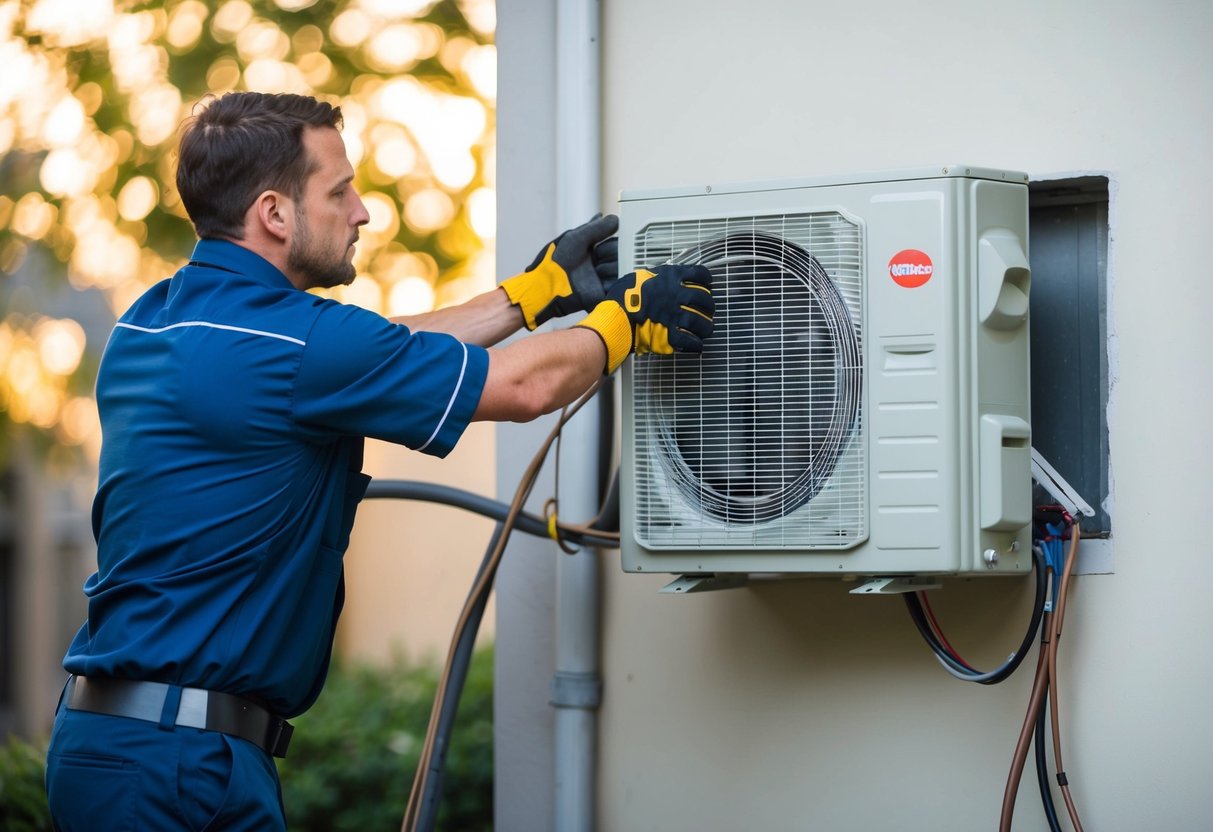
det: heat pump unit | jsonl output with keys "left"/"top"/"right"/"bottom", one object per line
{"left": 619, "top": 166, "right": 1033, "bottom": 581}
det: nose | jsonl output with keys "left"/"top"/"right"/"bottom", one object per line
{"left": 352, "top": 190, "right": 370, "bottom": 228}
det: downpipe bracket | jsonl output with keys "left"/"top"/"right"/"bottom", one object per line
{"left": 549, "top": 671, "right": 603, "bottom": 710}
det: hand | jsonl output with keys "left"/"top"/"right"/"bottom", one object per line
{"left": 500, "top": 213, "right": 619, "bottom": 330}
{"left": 576, "top": 264, "right": 715, "bottom": 374}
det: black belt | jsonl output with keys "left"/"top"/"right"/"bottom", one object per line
{"left": 64, "top": 676, "right": 294, "bottom": 758}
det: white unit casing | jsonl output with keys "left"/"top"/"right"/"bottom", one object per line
{"left": 619, "top": 166, "right": 1033, "bottom": 578}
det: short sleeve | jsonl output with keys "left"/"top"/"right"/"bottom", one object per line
{"left": 293, "top": 301, "right": 488, "bottom": 457}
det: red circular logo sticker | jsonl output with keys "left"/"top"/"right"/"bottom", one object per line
{"left": 889, "top": 249, "right": 934, "bottom": 288}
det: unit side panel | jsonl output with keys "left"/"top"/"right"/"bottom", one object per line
{"left": 968, "top": 180, "right": 1033, "bottom": 573}
{"left": 864, "top": 187, "right": 960, "bottom": 572}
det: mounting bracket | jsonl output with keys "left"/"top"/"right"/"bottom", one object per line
{"left": 849, "top": 577, "right": 943, "bottom": 596}
{"left": 660, "top": 574, "right": 749, "bottom": 594}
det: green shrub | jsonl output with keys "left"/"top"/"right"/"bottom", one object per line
{"left": 0, "top": 734, "right": 52, "bottom": 832}
{"left": 279, "top": 646, "right": 494, "bottom": 832}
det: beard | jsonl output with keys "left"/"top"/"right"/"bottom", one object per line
{"left": 287, "top": 208, "right": 357, "bottom": 290}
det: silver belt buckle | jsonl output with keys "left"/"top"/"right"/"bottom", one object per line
{"left": 176, "top": 687, "right": 210, "bottom": 730}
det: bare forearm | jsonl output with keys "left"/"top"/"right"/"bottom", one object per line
{"left": 391, "top": 288, "right": 523, "bottom": 347}
{"left": 473, "top": 327, "right": 607, "bottom": 422}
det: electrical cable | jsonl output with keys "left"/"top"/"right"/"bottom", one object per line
{"left": 998, "top": 520, "right": 1084, "bottom": 832}
{"left": 904, "top": 515, "right": 1084, "bottom": 830}
{"left": 999, "top": 623, "right": 1053, "bottom": 832}
{"left": 917, "top": 591, "right": 975, "bottom": 671}
{"left": 1034, "top": 687, "right": 1064, "bottom": 832}
{"left": 543, "top": 378, "right": 619, "bottom": 552}
{"left": 381, "top": 385, "right": 1085, "bottom": 829}
{"left": 591, "top": 467, "right": 620, "bottom": 533}
{"left": 380, "top": 491, "right": 1079, "bottom": 828}
{"left": 1048, "top": 522, "right": 1085, "bottom": 832}
{"left": 412, "top": 522, "right": 503, "bottom": 831}
{"left": 596, "top": 375, "right": 616, "bottom": 503}
{"left": 399, "top": 379, "right": 606, "bottom": 832}
{"left": 372, "top": 391, "right": 622, "bottom": 829}
{"left": 363, "top": 479, "right": 621, "bottom": 548}
{"left": 543, "top": 400, "right": 583, "bottom": 554}
{"left": 903, "top": 547, "right": 1047, "bottom": 685}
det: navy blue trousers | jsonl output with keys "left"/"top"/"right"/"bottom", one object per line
{"left": 45, "top": 702, "right": 286, "bottom": 831}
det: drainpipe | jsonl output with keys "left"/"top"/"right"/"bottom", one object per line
{"left": 551, "top": 1, "right": 603, "bottom": 830}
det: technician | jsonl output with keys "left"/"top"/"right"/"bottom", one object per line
{"left": 44, "top": 91, "right": 713, "bottom": 830}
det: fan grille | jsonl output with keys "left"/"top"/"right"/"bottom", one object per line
{"left": 631, "top": 213, "right": 866, "bottom": 549}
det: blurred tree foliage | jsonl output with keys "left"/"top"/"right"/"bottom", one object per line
{"left": 0, "top": 0, "right": 497, "bottom": 465}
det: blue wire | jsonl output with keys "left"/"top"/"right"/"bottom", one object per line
{"left": 1042, "top": 522, "right": 1068, "bottom": 606}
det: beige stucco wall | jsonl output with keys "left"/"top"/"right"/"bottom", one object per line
{"left": 588, "top": 1, "right": 1213, "bottom": 830}
{"left": 337, "top": 423, "right": 497, "bottom": 666}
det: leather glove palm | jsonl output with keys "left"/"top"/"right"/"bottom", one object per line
{"left": 577, "top": 264, "right": 714, "bottom": 374}
{"left": 501, "top": 214, "right": 619, "bottom": 330}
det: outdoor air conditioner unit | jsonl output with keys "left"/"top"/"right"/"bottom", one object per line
{"left": 618, "top": 166, "right": 1034, "bottom": 584}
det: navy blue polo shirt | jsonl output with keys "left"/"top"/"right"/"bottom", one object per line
{"left": 63, "top": 239, "right": 488, "bottom": 717}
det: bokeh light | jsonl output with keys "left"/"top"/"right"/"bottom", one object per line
{"left": 405, "top": 188, "right": 456, "bottom": 234}
{"left": 212, "top": 1, "right": 254, "bottom": 42}
{"left": 467, "top": 187, "right": 496, "bottom": 240}
{"left": 117, "top": 177, "right": 159, "bottom": 222}
{"left": 165, "top": 1, "right": 208, "bottom": 52}
{"left": 24, "top": 0, "right": 114, "bottom": 48}
{"left": 34, "top": 318, "right": 87, "bottom": 376}
{"left": 42, "top": 95, "right": 85, "bottom": 146}
{"left": 372, "top": 131, "right": 418, "bottom": 180}
{"left": 2, "top": 0, "right": 496, "bottom": 461}
{"left": 389, "top": 275, "right": 437, "bottom": 318}
{"left": 330, "top": 9, "right": 371, "bottom": 47}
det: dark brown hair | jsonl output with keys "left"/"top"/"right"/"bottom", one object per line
{"left": 175, "top": 92, "right": 343, "bottom": 240}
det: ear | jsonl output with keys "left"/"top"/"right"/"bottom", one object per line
{"left": 250, "top": 190, "right": 293, "bottom": 243}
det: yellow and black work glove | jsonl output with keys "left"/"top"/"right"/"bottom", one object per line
{"left": 576, "top": 264, "right": 715, "bottom": 374}
{"left": 500, "top": 213, "right": 620, "bottom": 330}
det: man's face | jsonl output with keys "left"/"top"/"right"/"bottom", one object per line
{"left": 286, "top": 126, "right": 369, "bottom": 290}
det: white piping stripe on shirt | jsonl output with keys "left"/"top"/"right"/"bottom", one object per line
{"left": 114, "top": 320, "right": 306, "bottom": 346}
{"left": 417, "top": 342, "right": 469, "bottom": 453}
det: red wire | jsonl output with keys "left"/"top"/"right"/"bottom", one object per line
{"left": 919, "top": 592, "right": 975, "bottom": 670}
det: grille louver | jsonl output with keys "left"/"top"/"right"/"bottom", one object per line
{"left": 631, "top": 214, "right": 866, "bottom": 549}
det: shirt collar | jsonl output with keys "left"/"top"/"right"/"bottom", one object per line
{"left": 190, "top": 238, "right": 296, "bottom": 290}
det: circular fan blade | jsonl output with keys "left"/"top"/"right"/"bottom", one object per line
{"left": 637, "top": 232, "right": 862, "bottom": 525}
